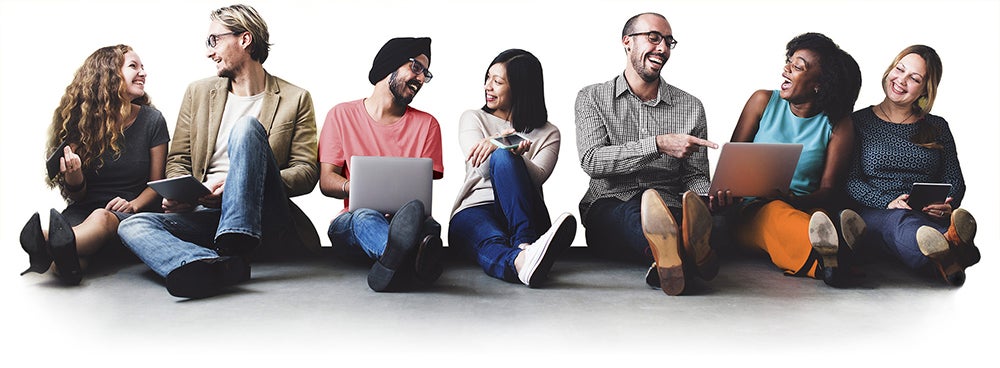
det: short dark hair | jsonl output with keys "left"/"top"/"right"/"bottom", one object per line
{"left": 481, "top": 49, "right": 548, "bottom": 133}
{"left": 622, "top": 12, "right": 666, "bottom": 38}
{"left": 786, "top": 32, "right": 861, "bottom": 122}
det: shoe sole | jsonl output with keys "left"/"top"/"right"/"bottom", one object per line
{"left": 368, "top": 200, "right": 424, "bottom": 292}
{"left": 20, "top": 212, "right": 51, "bottom": 275}
{"left": 808, "top": 211, "right": 839, "bottom": 269}
{"left": 917, "top": 226, "right": 964, "bottom": 286}
{"left": 947, "top": 208, "right": 979, "bottom": 268}
{"left": 839, "top": 209, "right": 865, "bottom": 251}
{"left": 682, "top": 191, "right": 717, "bottom": 280}
{"left": 48, "top": 209, "right": 82, "bottom": 286}
{"left": 523, "top": 213, "right": 576, "bottom": 288}
{"left": 641, "top": 189, "right": 684, "bottom": 296}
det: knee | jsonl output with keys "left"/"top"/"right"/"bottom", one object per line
{"left": 88, "top": 208, "right": 119, "bottom": 231}
{"left": 228, "top": 116, "right": 266, "bottom": 145}
{"left": 489, "top": 149, "right": 517, "bottom": 173}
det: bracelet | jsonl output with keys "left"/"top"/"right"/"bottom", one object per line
{"left": 64, "top": 179, "right": 85, "bottom": 193}
{"left": 342, "top": 180, "right": 350, "bottom": 193}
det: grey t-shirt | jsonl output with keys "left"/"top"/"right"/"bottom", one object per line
{"left": 65, "top": 104, "right": 170, "bottom": 214}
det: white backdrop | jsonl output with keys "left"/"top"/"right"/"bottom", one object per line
{"left": 2, "top": 0, "right": 998, "bottom": 363}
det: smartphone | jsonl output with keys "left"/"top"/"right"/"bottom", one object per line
{"left": 907, "top": 182, "right": 952, "bottom": 210}
{"left": 46, "top": 141, "right": 70, "bottom": 179}
{"left": 490, "top": 133, "right": 530, "bottom": 150}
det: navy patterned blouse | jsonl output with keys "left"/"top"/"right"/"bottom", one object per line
{"left": 846, "top": 106, "right": 965, "bottom": 209}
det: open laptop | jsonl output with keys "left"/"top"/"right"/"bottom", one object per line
{"left": 348, "top": 156, "right": 433, "bottom": 216}
{"left": 702, "top": 142, "right": 803, "bottom": 198}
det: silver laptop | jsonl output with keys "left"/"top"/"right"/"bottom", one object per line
{"left": 703, "top": 142, "right": 803, "bottom": 197}
{"left": 348, "top": 156, "right": 433, "bottom": 216}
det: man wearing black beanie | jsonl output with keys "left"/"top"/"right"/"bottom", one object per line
{"left": 318, "top": 37, "right": 445, "bottom": 292}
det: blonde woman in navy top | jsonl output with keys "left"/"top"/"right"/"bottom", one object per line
{"left": 845, "top": 45, "right": 978, "bottom": 286}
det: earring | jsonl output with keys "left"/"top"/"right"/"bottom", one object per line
{"left": 814, "top": 87, "right": 820, "bottom": 94}
{"left": 917, "top": 96, "right": 929, "bottom": 109}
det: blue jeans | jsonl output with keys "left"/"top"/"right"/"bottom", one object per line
{"left": 118, "top": 117, "right": 293, "bottom": 277}
{"left": 328, "top": 206, "right": 442, "bottom": 262}
{"left": 857, "top": 207, "right": 948, "bottom": 270}
{"left": 448, "top": 150, "right": 551, "bottom": 282}
{"left": 584, "top": 192, "right": 683, "bottom": 265}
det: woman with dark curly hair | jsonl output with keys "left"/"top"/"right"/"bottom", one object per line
{"left": 19, "top": 45, "right": 169, "bottom": 285}
{"left": 845, "top": 45, "right": 978, "bottom": 286}
{"left": 728, "top": 33, "right": 862, "bottom": 287}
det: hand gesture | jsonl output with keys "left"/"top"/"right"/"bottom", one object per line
{"left": 655, "top": 134, "right": 718, "bottom": 159}
{"left": 60, "top": 145, "right": 85, "bottom": 186}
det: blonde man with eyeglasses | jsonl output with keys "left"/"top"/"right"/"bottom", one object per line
{"left": 119, "top": 4, "right": 319, "bottom": 299}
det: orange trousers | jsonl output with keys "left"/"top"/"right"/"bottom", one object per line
{"left": 734, "top": 200, "right": 819, "bottom": 278}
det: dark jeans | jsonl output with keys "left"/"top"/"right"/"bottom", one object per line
{"left": 584, "top": 192, "right": 683, "bottom": 265}
{"left": 449, "top": 150, "right": 551, "bottom": 282}
{"left": 858, "top": 207, "right": 948, "bottom": 270}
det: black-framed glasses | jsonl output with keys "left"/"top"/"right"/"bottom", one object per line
{"left": 628, "top": 31, "right": 678, "bottom": 49}
{"left": 408, "top": 58, "right": 433, "bottom": 83}
{"left": 205, "top": 31, "right": 241, "bottom": 48}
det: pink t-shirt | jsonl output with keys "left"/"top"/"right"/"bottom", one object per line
{"left": 319, "top": 99, "right": 444, "bottom": 211}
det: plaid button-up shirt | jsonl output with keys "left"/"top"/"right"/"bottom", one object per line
{"left": 575, "top": 74, "right": 711, "bottom": 220}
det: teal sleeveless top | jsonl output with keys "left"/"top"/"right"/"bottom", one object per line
{"left": 753, "top": 91, "right": 832, "bottom": 196}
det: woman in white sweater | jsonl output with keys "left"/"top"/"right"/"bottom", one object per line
{"left": 448, "top": 49, "right": 576, "bottom": 287}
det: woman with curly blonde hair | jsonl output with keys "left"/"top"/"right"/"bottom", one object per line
{"left": 19, "top": 44, "right": 169, "bottom": 285}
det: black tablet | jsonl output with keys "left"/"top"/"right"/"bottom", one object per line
{"left": 147, "top": 175, "right": 211, "bottom": 203}
{"left": 907, "top": 182, "right": 952, "bottom": 210}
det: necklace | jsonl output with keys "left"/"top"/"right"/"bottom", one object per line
{"left": 877, "top": 103, "right": 913, "bottom": 124}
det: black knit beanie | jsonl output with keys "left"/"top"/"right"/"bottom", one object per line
{"left": 368, "top": 37, "right": 432, "bottom": 85}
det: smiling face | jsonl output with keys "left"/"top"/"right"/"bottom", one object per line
{"left": 779, "top": 49, "right": 822, "bottom": 103}
{"left": 204, "top": 21, "right": 247, "bottom": 78}
{"left": 624, "top": 15, "right": 672, "bottom": 82}
{"left": 884, "top": 53, "right": 927, "bottom": 106}
{"left": 484, "top": 62, "right": 511, "bottom": 119}
{"left": 388, "top": 54, "right": 430, "bottom": 106}
{"left": 120, "top": 50, "right": 146, "bottom": 101}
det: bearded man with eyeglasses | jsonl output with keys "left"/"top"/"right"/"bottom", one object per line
{"left": 575, "top": 12, "right": 733, "bottom": 296}
{"left": 318, "top": 37, "right": 446, "bottom": 292}
{"left": 118, "top": 4, "right": 320, "bottom": 299}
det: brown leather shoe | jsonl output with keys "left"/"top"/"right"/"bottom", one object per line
{"left": 681, "top": 191, "right": 718, "bottom": 280}
{"left": 945, "top": 208, "right": 979, "bottom": 268}
{"left": 641, "top": 189, "right": 684, "bottom": 295}
{"left": 917, "top": 225, "right": 965, "bottom": 286}
{"left": 839, "top": 209, "right": 866, "bottom": 251}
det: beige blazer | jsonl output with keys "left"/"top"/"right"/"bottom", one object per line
{"left": 166, "top": 72, "right": 320, "bottom": 253}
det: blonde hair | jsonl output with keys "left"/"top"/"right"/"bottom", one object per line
{"left": 881, "top": 45, "right": 944, "bottom": 149}
{"left": 211, "top": 4, "right": 271, "bottom": 63}
{"left": 46, "top": 44, "right": 151, "bottom": 188}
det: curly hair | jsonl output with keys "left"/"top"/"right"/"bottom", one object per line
{"left": 45, "top": 44, "right": 151, "bottom": 188}
{"left": 786, "top": 33, "right": 861, "bottom": 122}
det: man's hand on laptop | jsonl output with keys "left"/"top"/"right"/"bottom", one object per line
{"left": 656, "top": 134, "right": 718, "bottom": 159}
{"left": 707, "top": 190, "right": 740, "bottom": 212}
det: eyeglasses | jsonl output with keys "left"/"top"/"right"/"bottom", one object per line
{"left": 628, "top": 31, "right": 678, "bottom": 49}
{"left": 408, "top": 58, "right": 433, "bottom": 83}
{"left": 205, "top": 31, "right": 241, "bottom": 48}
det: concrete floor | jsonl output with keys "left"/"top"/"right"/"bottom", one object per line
{"left": 4, "top": 246, "right": 994, "bottom": 367}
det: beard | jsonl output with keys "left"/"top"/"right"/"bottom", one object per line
{"left": 629, "top": 50, "right": 665, "bottom": 83}
{"left": 388, "top": 70, "right": 420, "bottom": 106}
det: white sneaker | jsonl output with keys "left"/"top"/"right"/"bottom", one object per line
{"left": 517, "top": 212, "right": 577, "bottom": 287}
